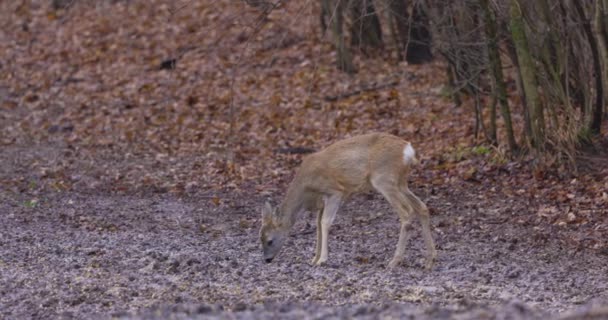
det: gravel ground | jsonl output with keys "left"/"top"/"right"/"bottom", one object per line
{"left": 2, "top": 179, "right": 607, "bottom": 319}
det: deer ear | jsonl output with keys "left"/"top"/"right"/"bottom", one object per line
{"left": 262, "top": 202, "right": 273, "bottom": 222}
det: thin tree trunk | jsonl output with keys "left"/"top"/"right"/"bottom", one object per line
{"left": 557, "top": 0, "right": 587, "bottom": 112}
{"left": 451, "top": 2, "right": 482, "bottom": 94}
{"left": 536, "top": 0, "right": 562, "bottom": 132}
{"left": 574, "top": 0, "right": 603, "bottom": 134}
{"left": 389, "top": 0, "right": 409, "bottom": 61}
{"left": 503, "top": 23, "right": 532, "bottom": 142}
{"left": 538, "top": 0, "right": 565, "bottom": 73}
{"left": 481, "top": 0, "right": 517, "bottom": 151}
{"left": 350, "top": 0, "right": 383, "bottom": 50}
{"left": 602, "top": 0, "right": 608, "bottom": 52}
{"left": 482, "top": 0, "right": 497, "bottom": 146}
{"left": 594, "top": 0, "right": 608, "bottom": 132}
{"left": 487, "top": 94, "right": 498, "bottom": 145}
{"left": 322, "top": 0, "right": 356, "bottom": 73}
{"left": 406, "top": 2, "right": 433, "bottom": 64}
{"left": 320, "top": 0, "right": 328, "bottom": 34}
{"left": 509, "top": 0, "right": 545, "bottom": 149}
{"left": 446, "top": 64, "right": 462, "bottom": 107}
{"left": 602, "top": 0, "right": 608, "bottom": 114}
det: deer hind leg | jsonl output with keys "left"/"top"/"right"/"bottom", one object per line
{"left": 311, "top": 204, "right": 324, "bottom": 265}
{"left": 316, "top": 194, "right": 342, "bottom": 266}
{"left": 403, "top": 187, "right": 437, "bottom": 270}
{"left": 390, "top": 208, "right": 413, "bottom": 269}
{"left": 371, "top": 176, "right": 414, "bottom": 269}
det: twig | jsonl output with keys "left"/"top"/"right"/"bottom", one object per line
{"left": 291, "top": 229, "right": 315, "bottom": 237}
{"left": 275, "top": 147, "right": 317, "bottom": 155}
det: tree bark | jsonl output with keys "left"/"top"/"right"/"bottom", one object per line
{"left": 481, "top": 0, "right": 517, "bottom": 151}
{"left": 509, "top": 0, "right": 545, "bottom": 149}
{"left": 602, "top": 0, "right": 608, "bottom": 53}
{"left": 322, "top": 0, "right": 356, "bottom": 73}
{"left": 594, "top": 0, "right": 608, "bottom": 133}
{"left": 573, "top": 0, "right": 603, "bottom": 135}
{"left": 601, "top": 0, "right": 608, "bottom": 114}
{"left": 536, "top": 0, "right": 563, "bottom": 131}
{"left": 502, "top": 27, "right": 532, "bottom": 140}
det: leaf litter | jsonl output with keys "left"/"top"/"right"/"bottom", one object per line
{"left": 1, "top": 1, "right": 607, "bottom": 319}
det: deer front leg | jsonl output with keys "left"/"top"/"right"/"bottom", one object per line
{"left": 372, "top": 175, "right": 414, "bottom": 269}
{"left": 315, "top": 194, "right": 342, "bottom": 266}
{"left": 311, "top": 206, "right": 324, "bottom": 265}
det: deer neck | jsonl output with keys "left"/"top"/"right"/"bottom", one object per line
{"left": 278, "top": 176, "right": 311, "bottom": 229}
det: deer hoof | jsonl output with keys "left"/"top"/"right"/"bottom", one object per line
{"left": 387, "top": 258, "right": 401, "bottom": 269}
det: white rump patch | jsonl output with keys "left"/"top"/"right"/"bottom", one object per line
{"left": 403, "top": 143, "right": 416, "bottom": 165}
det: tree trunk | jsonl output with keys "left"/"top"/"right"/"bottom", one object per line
{"left": 557, "top": 1, "right": 587, "bottom": 113}
{"left": 601, "top": 0, "right": 608, "bottom": 114}
{"left": 447, "top": 1, "right": 483, "bottom": 96}
{"left": 536, "top": 0, "right": 563, "bottom": 131}
{"left": 509, "top": 0, "right": 545, "bottom": 149}
{"left": 503, "top": 25, "right": 532, "bottom": 140}
{"left": 350, "top": 0, "right": 383, "bottom": 49}
{"left": 602, "top": 0, "right": 608, "bottom": 53}
{"left": 594, "top": 0, "right": 608, "bottom": 133}
{"left": 406, "top": 2, "right": 433, "bottom": 64}
{"left": 320, "top": 0, "right": 328, "bottom": 34}
{"left": 574, "top": 0, "right": 603, "bottom": 135}
{"left": 446, "top": 64, "right": 462, "bottom": 107}
{"left": 481, "top": 0, "right": 517, "bottom": 152}
{"left": 322, "top": 0, "right": 356, "bottom": 73}
{"left": 483, "top": 1, "right": 498, "bottom": 146}
{"left": 389, "top": 0, "right": 409, "bottom": 61}
{"left": 537, "top": 0, "right": 564, "bottom": 73}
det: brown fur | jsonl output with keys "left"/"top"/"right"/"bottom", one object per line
{"left": 260, "top": 133, "right": 436, "bottom": 269}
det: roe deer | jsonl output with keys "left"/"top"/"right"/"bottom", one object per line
{"left": 259, "top": 133, "right": 436, "bottom": 269}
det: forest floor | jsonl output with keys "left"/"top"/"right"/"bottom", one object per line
{"left": 2, "top": 169, "right": 608, "bottom": 319}
{"left": 2, "top": 1, "right": 608, "bottom": 319}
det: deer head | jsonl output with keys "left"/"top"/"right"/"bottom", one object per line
{"left": 259, "top": 202, "right": 288, "bottom": 263}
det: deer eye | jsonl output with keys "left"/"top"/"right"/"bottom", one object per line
{"left": 267, "top": 240, "right": 273, "bottom": 246}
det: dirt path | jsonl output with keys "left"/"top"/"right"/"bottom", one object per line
{"left": 2, "top": 181, "right": 607, "bottom": 319}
